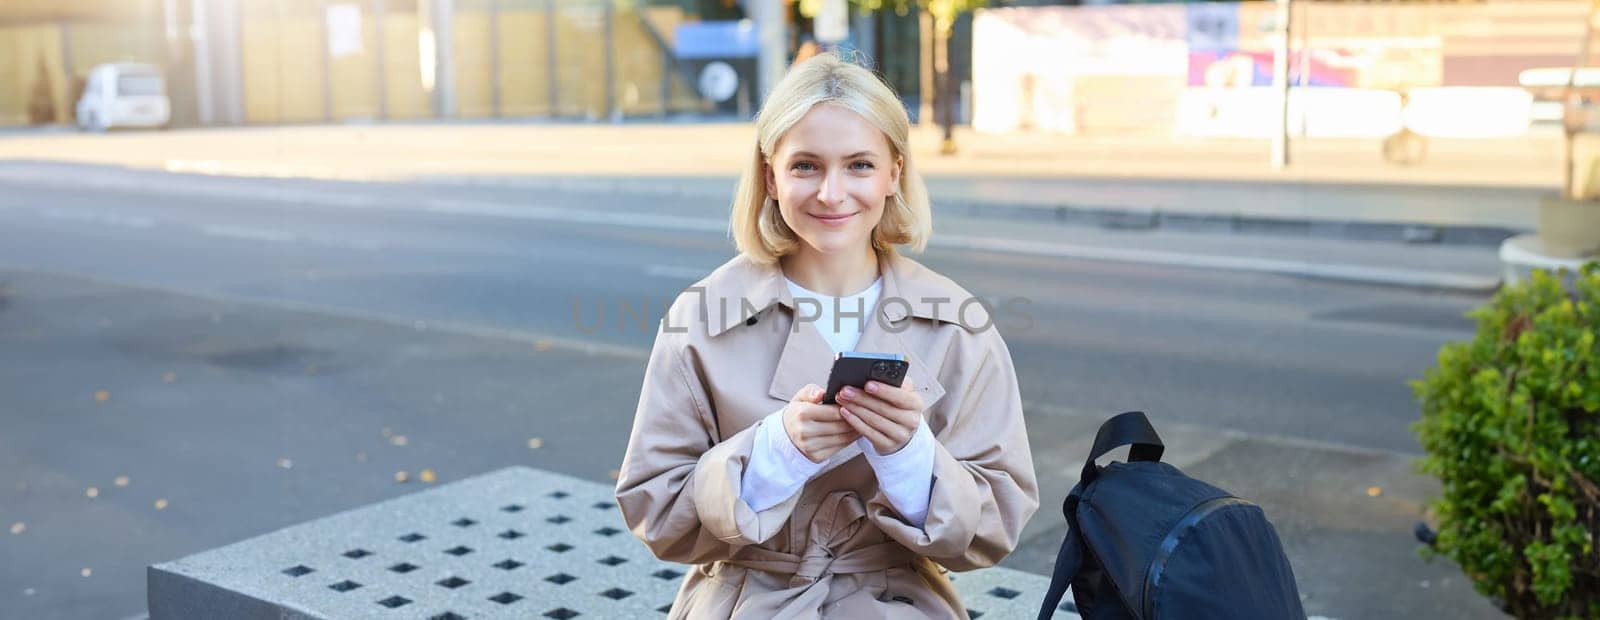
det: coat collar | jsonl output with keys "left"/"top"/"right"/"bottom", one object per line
{"left": 699, "top": 251, "right": 973, "bottom": 338}
{"left": 694, "top": 251, "right": 962, "bottom": 412}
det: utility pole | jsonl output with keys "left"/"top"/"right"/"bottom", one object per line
{"left": 1271, "top": 0, "right": 1292, "bottom": 169}
{"left": 753, "top": 0, "right": 787, "bottom": 105}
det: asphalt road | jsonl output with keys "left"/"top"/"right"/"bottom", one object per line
{"left": 0, "top": 171, "right": 1506, "bottom": 619}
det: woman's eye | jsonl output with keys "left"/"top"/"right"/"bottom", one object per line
{"left": 791, "top": 162, "right": 816, "bottom": 172}
{"left": 851, "top": 161, "right": 875, "bottom": 170}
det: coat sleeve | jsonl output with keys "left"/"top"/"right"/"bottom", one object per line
{"left": 615, "top": 325, "right": 803, "bottom": 564}
{"left": 866, "top": 329, "right": 1040, "bottom": 571}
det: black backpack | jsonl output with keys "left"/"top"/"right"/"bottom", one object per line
{"left": 1036, "top": 412, "right": 1306, "bottom": 620}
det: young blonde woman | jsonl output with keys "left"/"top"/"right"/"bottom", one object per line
{"left": 615, "top": 53, "right": 1038, "bottom": 619}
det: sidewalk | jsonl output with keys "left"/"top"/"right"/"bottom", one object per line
{"left": 0, "top": 122, "right": 1560, "bottom": 235}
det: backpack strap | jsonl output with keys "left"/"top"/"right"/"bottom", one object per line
{"left": 1080, "top": 411, "right": 1165, "bottom": 485}
{"left": 1036, "top": 492, "right": 1085, "bottom": 620}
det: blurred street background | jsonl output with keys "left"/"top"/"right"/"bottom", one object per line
{"left": 2, "top": 0, "right": 1594, "bottom": 618}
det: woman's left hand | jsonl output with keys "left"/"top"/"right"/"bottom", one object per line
{"left": 836, "top": 377, "right": 924, "bottom": 455}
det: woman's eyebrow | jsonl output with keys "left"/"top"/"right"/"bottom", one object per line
{"left": 791, "top": 150, "right": 879, "bottom": 160}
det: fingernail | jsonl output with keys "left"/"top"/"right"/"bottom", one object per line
{"left": 865, "top": 382, "right": 878, "bottom": 393}
{"left": 840, "top": 387, "right": 853, "bottom": 399}
{"left": 839, "top": 407, "right": 850, "bottom": 417}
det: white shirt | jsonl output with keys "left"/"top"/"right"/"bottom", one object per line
{"left": 737, "top": 276, "right": 937, "bottom": 528}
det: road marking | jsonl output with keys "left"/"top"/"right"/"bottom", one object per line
{"left": 939, "top": 234, "right": 1500, "bottom": 292}
{"left": 420, "top": 198, "right": 725, "bottom": 233}
{"left": 643, "top": 264, "right": 710, "bottom": 280}
{"left": 37, "top": 208, "right": 155, "bottom": 229}
{"left": 200, "top": 225, "right": 297, "bottom": 243}
{"left": 0, "top": 261, "right": 650, "bottom": 362}
{"left": 306, "top": 236, "right": 383, "bottom": 251}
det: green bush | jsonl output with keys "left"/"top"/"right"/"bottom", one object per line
{"left": 1412, "top": 265, "right": 1600, "bottom": 619}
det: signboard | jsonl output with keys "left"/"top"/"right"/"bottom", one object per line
{"left": 326, "top": 4, "right": 363, "bottom": 58}
{"left": 814, "top": 0, "right": 848, "bottom": 44}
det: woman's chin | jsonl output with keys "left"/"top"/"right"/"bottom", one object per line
{"left": 800, "top": 232, "right": 869, "bottom": 255}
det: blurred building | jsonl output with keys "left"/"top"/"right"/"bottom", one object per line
{"left": 0, "top": 0, "right": 169, "bottom": 125}
{"left": 970, "top": 0, "right": 1589, "bottom": 137}
{"left": 5, "top": 0, "right": 1566, "bottom": 132}
{"left": 0, "top": 0, "right": 730, "bottom": 127}
{"left": 0, "top": 0, "right": 945, "bottom": 128}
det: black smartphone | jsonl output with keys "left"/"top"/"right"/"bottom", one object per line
{"left": 822, "top": 352, "right": 910, "bottom": 405}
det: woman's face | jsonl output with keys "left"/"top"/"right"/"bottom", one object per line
{"left": 766, "top": 103, "right": 902, "bottom": 258}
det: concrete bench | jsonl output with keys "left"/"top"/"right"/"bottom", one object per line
{"left": 148, "top": 466, "right": 1073, "bottom": 619}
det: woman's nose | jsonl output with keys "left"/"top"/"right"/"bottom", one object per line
{"left": 817, "top": 169, "right": 846, "bottom": 207}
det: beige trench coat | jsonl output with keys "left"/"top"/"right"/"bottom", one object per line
{"left": 615, "top": 252, "right": 1039, "bottom": 619}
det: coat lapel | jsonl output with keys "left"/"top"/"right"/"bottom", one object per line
{"left": 766, "top": 312, "right": 838, "bottom": 402}
{"left": 760, "top": 253, "right": 947, "bottom": 412}
{"left": 866, "top": 256, "right": 946, "bottom": 412}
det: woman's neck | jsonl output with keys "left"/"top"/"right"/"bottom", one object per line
{"left": 781, "top": 246, "right": 881, "bottom": 297}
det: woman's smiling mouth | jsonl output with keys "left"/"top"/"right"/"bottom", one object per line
{"left": 810, "top": 212, "right": 857, "bottom": 226}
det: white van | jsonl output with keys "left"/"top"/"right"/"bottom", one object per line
{"left": 76, "top": 63, "right": 171, "bottom": 131}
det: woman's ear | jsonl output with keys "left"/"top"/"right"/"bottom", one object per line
{"left": 763, "top": 160, "right": 776, "bottom": 198}
{"left": 887, "top": 156, "right": 903, "bottom": 196}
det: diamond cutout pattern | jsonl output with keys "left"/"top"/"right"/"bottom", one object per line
{"left": 328, "top": 580, "right": 361, "bottom": 593}
{"left": 494, "top": 559, "right": 525, "bottom": 570}
{"left": 988, "top": 586, "right": 1021, "bottom": 599}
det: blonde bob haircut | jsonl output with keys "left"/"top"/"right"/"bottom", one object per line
{"left": 730, "top": 52, "right": 932, "bottom": 266}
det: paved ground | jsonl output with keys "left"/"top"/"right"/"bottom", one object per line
{"left": 0, "top": 166, "right": 1511, "bottom": 618}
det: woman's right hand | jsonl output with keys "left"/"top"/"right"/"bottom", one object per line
{"left": 782, "top": 384, "right": 858, "bottom": 463}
